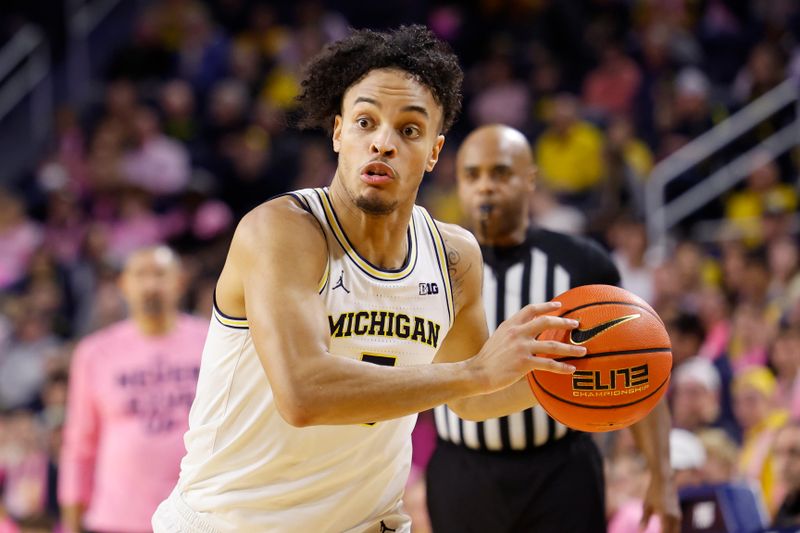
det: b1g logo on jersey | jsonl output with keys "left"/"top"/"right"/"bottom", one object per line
{"left": 419, "top": 282, "right": 439, "bottom": 295}
{"left": 572, "top": 364, "right": 649, "bottom": 397}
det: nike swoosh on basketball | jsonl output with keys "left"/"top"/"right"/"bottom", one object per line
{"left": 569, "top": 314, "right": 641, "bottom": 345}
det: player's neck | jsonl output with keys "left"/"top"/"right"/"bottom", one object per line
{"left": 328, "top": 181, "right": 412, "bottom": 271}
{"left": 132, "top": 313, "right": 178, "bottom": 337}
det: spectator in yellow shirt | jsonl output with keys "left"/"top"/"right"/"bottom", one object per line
{"left": 733, "top": 366, "right": 789, "bottom": 515}
{"left": 724, "top": 152, "right": 797, "bottom": 247}
{"left": 535, "top": 94, "right": 606, "bottom": 202}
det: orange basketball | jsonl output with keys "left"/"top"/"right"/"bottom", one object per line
{"left": 527, "top": 284, "right": 672, "bottom": 432}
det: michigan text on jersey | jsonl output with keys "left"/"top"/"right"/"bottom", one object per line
{"left": 328, "top": 311, "right": 442, "bottom": 348}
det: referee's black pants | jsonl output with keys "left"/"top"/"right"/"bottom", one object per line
{"left": 426, "top": 432, "right": 607, "bottom": 533}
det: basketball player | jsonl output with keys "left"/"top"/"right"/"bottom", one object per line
{"left": 427, "top": 124, "right": 680, "bottom": 532}
{"left": 59, "top": 246, "right": 206, "bottom": 533}
{"left": 152, "top": 26, "right": 587, "bottom": 533}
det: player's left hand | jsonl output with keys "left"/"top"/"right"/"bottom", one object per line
{"left": 641, "top": 474, "right": 681, "bottom": 533}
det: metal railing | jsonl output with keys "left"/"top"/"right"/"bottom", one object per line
{"left": 67, "top": 0, "right": 128, "bottom": 106}
{"left": 691, "top": 214, "right": 800, "bottom": 243}
{"left": 0, "top": 0, "right": 137, "bottom": 184}
{"left": 645, "top": 76, "right": 800, "bottom": 255}
{"left": 0, "top": 25, "right": 52, "bottom": 144}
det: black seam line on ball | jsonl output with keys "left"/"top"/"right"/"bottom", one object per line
{"left": 557, "top": 300, "right": 662, "bottom": 324}
{"left": 552, "top": 347, "right": 672, "bottom": 363}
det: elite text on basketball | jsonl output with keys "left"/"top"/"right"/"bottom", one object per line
{"left": 571, "top": 364, "right": 649, "bottom": 397}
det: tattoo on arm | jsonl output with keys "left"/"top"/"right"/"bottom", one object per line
{"left": 445, "top": 243, "right": 472, "bottom": 307}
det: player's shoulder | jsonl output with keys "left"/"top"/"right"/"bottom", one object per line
{"left": 428, "top": 220, "right": 482, "bottom": 312}
{"left": 225, "top": 193, "right": 328, "bottom": 285}
{"left": 434, "top": 220, "right": 481, "bottom": 262}
{"left": 233, "top": 194, "right": 326, "bottom": 253}
{"left": 239, "top": 194, "right": 321, "bottom": 237}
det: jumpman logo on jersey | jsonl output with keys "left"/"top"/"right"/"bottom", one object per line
{"left": 331, "top": 271, "right": 350, "bottom": 294}
{"left": 379, "top": 521, "right": 396, "bottom": 533}
{"left": 332, "top": 271, "right": 350, "bottom": 293}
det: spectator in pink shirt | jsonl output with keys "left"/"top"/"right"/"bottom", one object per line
{"left": 120, "top": 107, "right": 191, "bottom": 196}
{"left": 104, "top": 188, "right": 171, "bottom": 265}
{"left": 697, "top": 285, "right": 732, "bottom": 362}
{"left": 583, "top": 44, "right": 642, "bottom": 119}
{"left": 59, "top": 246, "right": 207, "bottom": 533}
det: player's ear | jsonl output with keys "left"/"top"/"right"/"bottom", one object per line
{"left": 426, "top": 134, "right": 446, "bottom": 172}
{"left": 332, "top": 115, "right": 343, "bottom": 153}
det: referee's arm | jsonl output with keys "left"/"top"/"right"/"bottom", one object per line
{"left": 593, "top": 242, "right": 681, "bottom": 532}
{"left": 630, "top": 400, "right": 680, "bottom": 532}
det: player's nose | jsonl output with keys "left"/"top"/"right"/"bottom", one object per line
{"left": 369, "top": 127, "right": 398, "bottom": 157}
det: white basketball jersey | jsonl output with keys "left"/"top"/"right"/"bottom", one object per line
{"left": 174, "top": 187, "right": 454, "bottom": 532}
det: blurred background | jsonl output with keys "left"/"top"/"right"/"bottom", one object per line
{"left": 0, "top": 0, "right": 798, "bottom": 531}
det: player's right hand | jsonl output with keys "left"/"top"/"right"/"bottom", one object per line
{"left": 467, "top": 301, "right": 586, "bottom": 395}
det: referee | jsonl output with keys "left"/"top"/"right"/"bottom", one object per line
{"left": 426, "top": 125, "right": 680, "bottom": 532}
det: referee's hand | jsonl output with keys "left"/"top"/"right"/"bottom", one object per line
{"left": 642, "top": 475, "right": 681, "bottom": 533}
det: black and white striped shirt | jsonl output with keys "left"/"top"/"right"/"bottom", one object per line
{"left": 434, "top": 227, "right": 621, "bottom": 452}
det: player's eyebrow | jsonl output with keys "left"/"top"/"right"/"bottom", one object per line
{"left": 402, "top": 105, "right": 429, "bottom": 118}
{"left": 353, "top": 97, "right": 429, "bottom": 118}
{"left": 354, "top": 96, "right": 379, "bottom": 107}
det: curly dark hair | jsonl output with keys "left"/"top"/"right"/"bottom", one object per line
{"left": 296, "top": 25, "right": 463, "bottom": 134}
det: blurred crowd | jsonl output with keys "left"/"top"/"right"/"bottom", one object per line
{"left": 0, "top": 0, "right": 799, "bottom": 531}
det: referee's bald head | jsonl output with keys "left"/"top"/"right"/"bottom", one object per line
{"left": 457, "top": 124, "right": 535, "bottom": 171}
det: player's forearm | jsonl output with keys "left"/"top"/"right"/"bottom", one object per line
{"left": 630, "top": 399, "right": 673, "bottom": 480}
{"left": 447, "top": 378, "right": 536, "bottom": 421}
{"left": 275, "top": 355, "right": 483, "bottom": 426}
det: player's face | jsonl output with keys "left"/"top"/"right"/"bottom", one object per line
{"left": 120, "top": 248, "right": 184, "bottom": 320}
{"left": 332, "top": 68, "right": 445, "bottom": 215}
{"left": 456, "top": 130, "right": 535, "bottom": 245}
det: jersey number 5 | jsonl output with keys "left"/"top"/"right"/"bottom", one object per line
{"left": 361, "top": 352, "right": 397, "bottom": 426}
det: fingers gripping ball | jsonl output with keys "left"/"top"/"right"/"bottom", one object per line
{"left": 527, "top": 285, "right": 672, "bottom": 432}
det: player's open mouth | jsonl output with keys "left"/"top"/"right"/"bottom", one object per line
{"left": 360, "top": 161, "right": 396, "bottom": 184}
